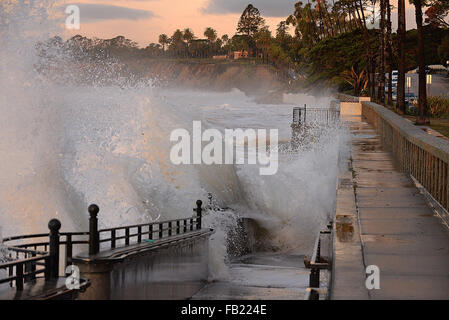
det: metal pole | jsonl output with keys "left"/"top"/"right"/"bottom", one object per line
{"left": 309, "top": 268, "right": 320, "bottom": 288}
{"left": 88, "top": 204, "right": 100, "bottom": 255}
{"left": 291, "top": 107, "right": 302, "bottom": 150}
{"left": 407, "top": 86, "right": 410, "bottom": 109}
{"left": 310, "top": 289, "right": 319, "bottom": 300}
{"left": 304, "top": 104, "right": 307, "bottom": 124}
{"left": 16, "top": 263, "right": 24, "bottom": 290}
{"left": 48, "top": 218, "right": 61, "bottom": 279}
{"left": 65, "top": 234, "right": 72, "bottom": 275}
{"left": 195, "top": 200, "right": 202, "bottom": 230}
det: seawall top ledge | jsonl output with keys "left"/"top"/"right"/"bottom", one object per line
{"left": 361, "top": 101, "right": 449, "bottom": 163}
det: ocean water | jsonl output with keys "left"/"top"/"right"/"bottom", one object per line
{"left": 0, "top": 0, "right": 348, "bottom": 279}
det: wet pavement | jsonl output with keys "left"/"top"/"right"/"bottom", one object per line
{"left": 332, "top": 114, "right": 449, "bottom": 299}
{"left": 192, "top": 253, "right": 320, "bottom": 300}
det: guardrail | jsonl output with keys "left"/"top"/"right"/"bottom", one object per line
{"left": 3, "top": 229, "right": 90, "bottom": 276}
{"left": 292, "top": 105, "right": 340, "bottom": 127}
{"left": 0, "top": 200, "right": 204, "bottom": 292}
{"left": 0, "top": 247, "right": 49, "bottom": 290}
{"left": 305, "top": 222, "right": 332, "bottom": 300}
{"left": 89, "top": 200, "right": 202, "bottom": 254}
{"left": 1, "top": 219, "right": 88, "bottom": 290}
{"left": 361, "top": 101, "right": 449, "bottom": 220}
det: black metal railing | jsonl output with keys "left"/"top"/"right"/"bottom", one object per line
{"left": 0, "top": 247, "right": 49, "bottom": 290}
{"left": 292, "top": 105, "right": 340, "bottom": 127}
{"left": 90, "top": 199, "right": 203, "bottom": 254}
{"left": 1, "top": 218, "right": 90, "bottom": 290}
{"left": 3, "top": 230, "right": 90, "bottom": 278}
{"left": 0, "top": 199, "right": 204, "bottom": 290}
{"left": 305, "top": 221, "right": 332, "bottom": 300}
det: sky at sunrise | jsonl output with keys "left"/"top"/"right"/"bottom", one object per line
{"left": 59, "top": 0, "right": 420, "bottom": 47}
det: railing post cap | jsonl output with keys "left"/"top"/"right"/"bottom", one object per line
{"left": 88, "top": 204, "right": 99, "bottom": 216}
{"left": 196, "top": 200, "right": 202, "bottom": 207}
{"left": 48, "top": 218, "right": 61, "bottom": 231}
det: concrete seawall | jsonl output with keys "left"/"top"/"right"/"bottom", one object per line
{"left": 73, "top": 229, "right": 213, "bottom": 300}
{"left": 332, "top": 96, "right": 449, "bottom": 299}
{"left": 361, "top": 101, "right": 449, "bottom": 225}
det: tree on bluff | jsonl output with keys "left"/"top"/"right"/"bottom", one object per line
{"left": 237, "top": 4, "right": 265, "bottom": 37}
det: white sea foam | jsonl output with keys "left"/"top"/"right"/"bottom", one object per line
{"left": 0, "top": 1, "right": 348, "bottom": 279}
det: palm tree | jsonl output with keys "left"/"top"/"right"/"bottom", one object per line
{"left": 412, "top": 0, "right": 428, "bottom": 124}
{"left": 221, "top": 34, "right": 229, "bottom": 44}
{"left": 183, "top": 28, "right": 195, "bottom": 57}
{"left": 171, "top": 29, "right": 185, "bottom": 57}
{"left": 397, "top": 0, "right": 406, "bottom": 114}
{"left": 254, "top": 27, "right": 272, "bottom": 63}
{"left": 158, "top": 34, "right": 169, "bottom": 52}
{"left": 203, "top": 27, "right": 217, "bottom": 57}
{"left": 183, "top": 28, "right": 195, "bottom": 43}
{"left": 204, "top": 27, "right": 217, "bottom": 42}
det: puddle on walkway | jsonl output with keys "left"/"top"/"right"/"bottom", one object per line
{"left": 336, "top": 215, "right": 354, "bottom": 242}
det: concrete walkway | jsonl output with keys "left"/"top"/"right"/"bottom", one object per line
{"left": 192, "top": 253, "right": 311, "bottom": 300}
{"left": 332, "top": 114, "right": 449, "bottom": 299}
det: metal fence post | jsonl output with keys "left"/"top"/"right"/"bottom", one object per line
{"left": 310, "top": 288, "right": 319, "bottom": 300}
{"left": 65, "top": 234, "right": 72, "bottom": 276}
{"left": 317, "top": 239, "right": 321, "bottom": 263}
{"left": 310, "top": 267, "right": 320, "bottom": 288}
{"left": 44, "top": 256, "right": 51, "bottom": 280}
{"left": 88, "top": 204, "right": 100, "bottom": 255}
{"left": 304, "top": 104, "right": 307, "bottom": 124}
{"left": 195, "top": 200, "right": 202, "bottom": 230}
{"left": 16, "top": 262, "right": 24, "bottom": 290}
{"left": 48, "top": 218, "right": 61, "bottom": 279}
{"left": 291, "top": 107, "right": 302, "bottom": 150}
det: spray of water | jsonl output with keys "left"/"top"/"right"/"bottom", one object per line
{"left": 0, "top": 1, "right": 348, "bottom": 278}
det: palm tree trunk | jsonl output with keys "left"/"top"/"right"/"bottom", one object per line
{"left": 353, "top": 0, "right": 375, "bottom": 99}
{"left": 414, "top": 0, "right": 428, "bottom": 125}
{"left": 317, "top": 3, "right": 327, "bottom": 38}
{"left": 347, "top": 10, "right": 353, "bottom": 30}
{"left": 386, "top": 0, "right": 393, "bottom": 105}
{"left": 356, "top": 0, "right": 367, "bottom": 29}
{"left": 397, "top": 0, "right": 406, "bottom": 114}
{"left": 361, "top": 0, "right": 368, "bottom": 27}
{"left": 378, "top": 0, "right": 386, "bottom": 104}
{"left": 353, "top": 2, "right": 363, "bottom": 29}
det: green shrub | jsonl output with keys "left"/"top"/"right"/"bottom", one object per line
{"left": 428, "top": 95, "right": 449, "bottom": 118}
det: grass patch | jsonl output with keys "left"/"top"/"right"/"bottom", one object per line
{"left": 428, "top": 119, "right": 449, "bottom": 138}
{"left": 381, "top": 96, "right": 449, "bottom": 138}
{"left": 428, "top": 95, "right": 449, "bottom": 118}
